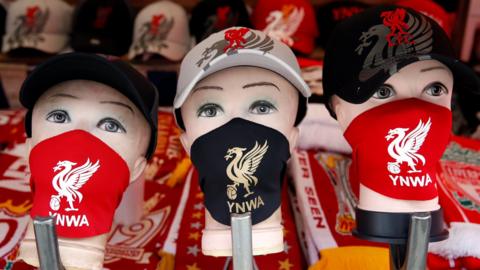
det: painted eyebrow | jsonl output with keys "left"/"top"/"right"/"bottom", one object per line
{"left": 193, "top": 85, "right": 223, "bottom": 92}
{"left": 48, "top": 93, "right": 79, "bottom": 99}
{"left": 242, "top": 82, "right": 280, "bottom": 91}
{"left": 99, "top": 101, "right": 134, "bottom": 114}
{"left": 420, "top": 66, "right": 449, "bottom": 72}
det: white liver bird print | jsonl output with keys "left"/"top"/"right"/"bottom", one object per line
{"left": 386, "top": 118, "right": 431, "bottom": 174}
{"left": 263, "top": 5, "right": 304, "bottom": 47}
{"left": 50, "top": 159, "right": 100, "bottom": 211}
{"left": 224, "top": 141, "right": 269, "bottom": 199}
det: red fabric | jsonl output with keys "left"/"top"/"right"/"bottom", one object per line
{"left": 251, "top": 0, "right": 318, "bottom": 55}
{"left": 296, "top": 57, "right": 322, "bottom": 68}
{"left": 290, "top": 149, "right": 386, "bottom": 253}
{"left": 1, "top": 110, "right": 191, "bottom": 269}
{"left": 174, "top": 170, "right": 307, "bottom": 270}
{"left": 148, "top": 111, "right": 190, "bottom": 182}
{"left": 0, "top": 109, "right": 27, "bottom": 150}
{"left": 428, "top": 253, "right": 480, "bottom": 270}
{"left": 29, "top": 130, "right": 130, "bottom": 238}
{"left": 397, "top": 0, "right": 453, "bottom": 37}
{"left": 436, "top": 136, "right": 480, "bottom": 224}
{"left": 344, "top": 98, "right": 452, "bottom": 200}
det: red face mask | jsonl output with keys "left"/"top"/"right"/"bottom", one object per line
{"left": 344, "top": 98, "right": 452, "bottom": 201}
{"left": 29, "top": 130, "right": 130, "bottom": 238}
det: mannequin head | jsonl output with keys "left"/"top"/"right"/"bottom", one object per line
{"left": 29, "top": 79, "right": 151, "bottom": 182}
{"left": 17, "top": 53, "right": 159, "bottom": 270}
{"left": 332, "top": 59, "right": 453, "bottom": 131}
{"left": 179, "top": 66, "right": 300, "bottom": 153}
{"left": 319, "top": 5, "right": 480, "bottom": 212}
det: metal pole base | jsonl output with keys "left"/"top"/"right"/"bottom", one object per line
{"left": 231, "top": 212, "right": 254, "bottom": 270}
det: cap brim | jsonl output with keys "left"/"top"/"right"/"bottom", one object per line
{"left": 2, "top": 33, "right": 69, "bottom": 54}
{"left": 173, "top": 49, "right": 311, "bottom": 108}
{"left": 127, "top": 40, "right": 191, "bottom": 61}
{"left": 20, "top": 53, "right": 142, "bottom": 109}
{"left": 346, "top": 54, "right": 480, "bottom": 104}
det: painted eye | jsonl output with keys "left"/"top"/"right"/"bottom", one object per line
{"left": 249, "top": 101, "right": 277, "bottom": 115}
{"left": 372, "top": 84, "right": 395, "bottom": 99}
{"left": 424, "top": 82, "right": 448, "bottom": 96}
{"left": 98, "top": 118, "right": 126, "bottom": 133}
{"left": 46, "top": 110, "right": 70, "bottom": 123}
{"left": 198, "top": 103, "right": 222, "bottom": 117}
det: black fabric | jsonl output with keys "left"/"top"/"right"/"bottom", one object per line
{"left": 323, "top": 5, "right": 480, "bottom": 118}
{"left": 147, "top": 70, "right": 177, "bottom": 107}
{"left": 19, "top": 52, "right": 159, "bottom": 159}
{"left": 0, "top": 3, "right": 6, "bottom": 52}
{"left": 190, "top": 118, "right": 290, "bottom": 226}
{"left": 190, "top": 0, "right": 251, "bottom": 43}
{"left": 71, "top": 0, "right": 133, "bottom": 56}
{"left": 316, "top": 1, "right": 369, "bottom": 48}
{"left": 0, "top": 77, "right": 8, "bottom": 108}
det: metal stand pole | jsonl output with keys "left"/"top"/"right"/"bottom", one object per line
{"left": 33, "top": 216, "right": 65, "bottom": 270}
{"left": 389, "top": 212, "right": 431, "bottom": 270}
{"left": 231, "top": 212, "right": 254, "bottom": 270}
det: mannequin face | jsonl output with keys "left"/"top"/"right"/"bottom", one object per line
{"left": 180, "top": 66, "right": 300, "bottom": 153}
{"left": 332, "top": 60, "right": 453, "bottom": 131}
{"left": 29, "top": 80, "right": 150, "bottom": 182}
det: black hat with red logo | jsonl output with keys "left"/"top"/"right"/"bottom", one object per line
{"left": 189, "top": 0, "right": 251, "bottom": 43}
{"left": 322, "top": 5, "right": 480, "bottom": 117}
{"left": 71, "top": 0, "right": 134, "bottom": 56}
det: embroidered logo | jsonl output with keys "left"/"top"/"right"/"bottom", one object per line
{"left": 6, "top": 6, "right": 49, "bottom": 48}
{"left": 201, "top": 6, "right": 239, "bottom": 42}
{"left": 263, "top": 4, "right": 304, "bottom": 47}
{"left": 49, "top": 159, "right": 100, "bottom": 212}
{"left": 386, "top": 118, "right": 431, "bottom": 174}
{"left": 381, "top": 8, "right": 414, "bottom": 47}
{"left": 355, "top": 8, "right": 433, "bottom": 82}
{"left": 224, "top": 141, "right": 268, "bottom": 200}
{"left": 196, "top": 28, "right": 274, "bottom": 68}
{"left": 131, "top": 13, "right": 174, "bottom": 54}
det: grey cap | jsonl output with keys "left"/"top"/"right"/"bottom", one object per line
{"left": 174, "top": 27, "right": 311, "bottom": 109}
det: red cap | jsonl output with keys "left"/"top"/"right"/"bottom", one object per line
{"left": 397, "top": 0, "right": 453, "bottom": 37}
{"left": 251, "top": 0, "right": 318, "bottom": 55}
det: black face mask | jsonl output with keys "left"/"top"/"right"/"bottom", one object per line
{"left": 190, "top": 118, "right": 291, "bottom": 226}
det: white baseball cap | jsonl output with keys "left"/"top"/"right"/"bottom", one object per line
{"left": 128, "top": 0, "right": 192, "bottom": 61}
{"left": 174, "top": 27, "right": 311, "bottom": 109}
{"left": 2, "top": 0, "right": 73, "bottom": 54}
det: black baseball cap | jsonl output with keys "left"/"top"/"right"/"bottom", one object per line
{"left": 189, "top": 0, "right": 251, "bottom": 43}
{"left": 20, "top": 52, "right": 159, "bottom": 159}
{"left": 316, "top": 1, "right": 369, "bottom": 48}
{"left": 323, "top": 5, "right": 480, "bottom": 117}
{"left": 71, "top": 0, "right": 133, "bottom": 56}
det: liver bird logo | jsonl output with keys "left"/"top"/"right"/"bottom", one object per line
{"left": 224, "top": 141, "right": 269, "bottom": 200}
{"left": 263, "top": 5, "right": 304, "bottom": 47}
{"left": 49, "top": 159, "right": 100, "bottom": 212}
{"left": 386, "top": 118, "right": 431, "bottom": 174}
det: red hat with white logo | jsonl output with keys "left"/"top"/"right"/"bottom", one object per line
{"left": 2, "top": 0, "right": 73, "bottom": 54}
{"left": 128, "top": 0, "right": 192, "bottom": 61}
{"left": 251, "top": 0, "right": 318, "bottom": 55}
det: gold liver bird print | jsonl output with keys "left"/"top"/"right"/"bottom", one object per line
{"left": 224, "top": 141, "right": 269, "bottom": 200}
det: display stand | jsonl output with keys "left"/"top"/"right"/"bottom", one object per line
{"left": 354, "top": 208, "right": 449, "bottom": 270}
{"left": 33, "top": 216, "right": 64, "bottom": 270}
{"left": 231, "top": 212, "right": 254, "bottom": 270}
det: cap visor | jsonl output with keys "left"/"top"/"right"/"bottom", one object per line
{"left": 347, "top": 54, "right": 480, "bottom": 104}
{"left": 174, "top": 49, "right": 310, "bottom": 108}
{"left": 20, "top": 53, "right": 137, "bottom": 109}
